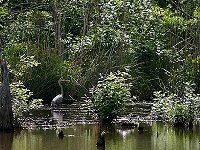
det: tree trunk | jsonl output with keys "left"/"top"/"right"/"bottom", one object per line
{"left": 83, "top": 2, "right": 90, "bottom": 36}
{"left": 52, "top": 0, "right": 64, "bottom": 59}
{"left": 0, "top": 52, "right": 14, "bottom": 131}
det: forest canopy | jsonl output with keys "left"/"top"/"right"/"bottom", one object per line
{"left": 0, "top": 0, "right": 199, "bottom": 104}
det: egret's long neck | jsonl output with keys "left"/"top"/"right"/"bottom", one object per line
{"left": 58, "top": 80, "right": 64, "bottom": 96}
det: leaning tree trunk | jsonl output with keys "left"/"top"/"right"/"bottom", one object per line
{"left": 0, "top": 53, "right": 14, "bottom": 131}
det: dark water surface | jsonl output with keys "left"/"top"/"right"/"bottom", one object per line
{"left": 0, "top": 122, "right": 200, "bottom": 150}
{"left": 0, "top": 102, "right": 200, "bottom": 150}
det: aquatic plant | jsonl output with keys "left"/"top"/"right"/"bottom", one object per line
{"left": 90, "top": 70, "right": 132, "bottom": 123}
{"left": 152, "top": 82, "right": 200, "bottom": 127}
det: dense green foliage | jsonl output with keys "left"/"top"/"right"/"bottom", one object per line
{"left": 90, "top": 71, "right": 132, "bottom": 121}
{"left": 10, "top": 81, "right": 43, "bottom": 117}
{"left": 152, "top": 82, "right": 200, "bottom": 126}
{"left": 0, "top": 0, "right": 200, "bottom": 124}
{"left": 7, "top": 49, "right": 43, "bottom": 121}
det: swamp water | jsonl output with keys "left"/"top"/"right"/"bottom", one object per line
{"left": 0, "top": 102, "right": 200, "bottom": 150}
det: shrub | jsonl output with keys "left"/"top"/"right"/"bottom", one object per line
{"left": 90, "top": 71, "right": 132, "bottom": 122}
{"left": 5, "top": 53, "right": 43, "bottom": 117}
{"left": 152, "top": 82, "right": 200, "bottom": 127}
{"left": 10, "top": 81, "right": 43, "bottom": 118}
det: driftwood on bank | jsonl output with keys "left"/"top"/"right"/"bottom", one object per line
{"left": 0, "top": 51, "right": 14, "bottom": 131}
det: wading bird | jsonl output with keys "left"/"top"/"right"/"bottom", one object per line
{"left": 51, "top": 79, "right": 64, "bottom": 106}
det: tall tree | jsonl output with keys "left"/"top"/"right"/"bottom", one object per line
{"left": 0, "top": 39, "right": 14, "bottom": 131}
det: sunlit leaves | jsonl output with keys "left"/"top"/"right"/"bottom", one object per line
{"left": 152, "top": 82, "right": 200, "bottom": 126}
{"left": 10, "top": 55, "right": 40, "bottom": 80}
{"left": 153, "top": 7, "right": 198, "bottom": 30}
{"left": 90, "top": 71, "right": 132, "bottom": 118}
{"left": 0, "top": 6, "right": 8, "bottom": 19}
{"left": 194, "top": 6, "right": 200, "bottom": 19}
{"left": 10, "top": 81, "right": 43, "bottom": 117}
{"left": 0, "top": 6, "right": 9, "bottom": 30}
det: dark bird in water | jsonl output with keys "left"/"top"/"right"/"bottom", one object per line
{"left": 51, "top": 79, "right": 64, "bottom": 106}
{"left": 137, "top": 124, "right": 144, "bottom": 132}
{"left": 136, "top": 117, "right": 144, "bottom": 132}
{"left": 96, "top": 131, "right": 106, "bottom": 147}
{"left": 56, "top": 128, "right": 64, "bottom": 138}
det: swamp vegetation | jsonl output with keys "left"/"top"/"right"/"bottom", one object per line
{"left": 0, "top": 0, "right": 200, "bottom": 143}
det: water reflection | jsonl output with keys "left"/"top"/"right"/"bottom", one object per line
{"left": 151, "top": 122, "right": 200, "bottom": 150}
{"left": 117, "top": 129, "right": 132, "bottom": 140}
{"left": 1, "top": 122, "right": 200, "bottom": 150}
{"left": 97, "top": 147, "right": 105, "bottom": 150}
{"left": 51, "top": 110, "right": 63, "bottom": 122}
{"left": 0, "top": 132, "right": 13, "bottom": 150}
